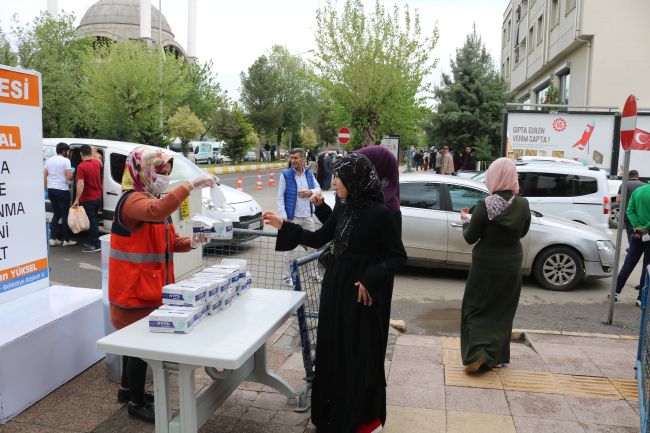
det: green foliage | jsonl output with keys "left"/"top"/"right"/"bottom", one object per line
{"left": 472, "top": 136, "right": 496, "bottom": 161}
{"left": 181, "top": 60, "right": 224, "bottom": 135}
{"left": 240, "top": 55, "right": 282, "bottom": 135}
{"left": 315, "top": 97, "right": 338, "bottom": 147}
{"left": 301, "top": 126, "right": 318, "bottom": 150}
{"left": 82, "top": 41, "right": 190, "bottom": 145}
{"left": 0, "top": 27, "right": 17, "bottom": 66}
{"left": 11, "top": 12, "right": 93, "bottom": 137}
{"left": 210, "top": 103, "right": 254, "bottom": 162}
{"left": 427, "top": 27, "right": 512, "bottom": 157}
{"left": 168, "top": 106, "right": 205, "bottom": 156}
{"left": 314, "top": 0, "right": 438, "bottom": 147}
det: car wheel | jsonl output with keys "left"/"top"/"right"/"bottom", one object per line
{"left": 609, "top": 203, "right": 620, "bottom": 229}
{"left": 533, "top": 246, "right": 584, "bottom": 291}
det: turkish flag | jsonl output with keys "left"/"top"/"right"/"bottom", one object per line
{"left": 631, "top": 128, "right": 650, "bottom": 150}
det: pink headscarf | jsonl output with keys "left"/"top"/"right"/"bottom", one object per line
{"left": 485, "top": 158, "right": 519, "bottom": 195}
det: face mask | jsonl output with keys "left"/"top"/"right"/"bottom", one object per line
{"left": 151, "top": 174, "right": 170, "bottom": 196}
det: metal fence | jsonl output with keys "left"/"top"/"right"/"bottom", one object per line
{"left": 637, "top": 265, "right": 650, "bottom": 433}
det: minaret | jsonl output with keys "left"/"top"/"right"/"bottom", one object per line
{"left": 46, "top": 0, "right": 58, "bottom": 16}
{"left": 187, "top": 0, "right": 198, "bottom": 63}
{"left": 140, "top": 0, "right": 152, "bottom": 44}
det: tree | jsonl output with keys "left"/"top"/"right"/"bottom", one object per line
{"left": 181, "top": 60, "right": 224, "bottom": 135}
{"left": 0, "top": 27, "right": 17, "bottom": 66}
{"left": 168, "top": 106, "right": 205, "bottom": 156}
{"left": 301, "top": 126, "right": 318, "bottom": 150}
{"left": 427, "top": 27, "right": 513, "bottom": 156}
{"left": 314, "top": 0, "right": 438, "bottom": 147}
{"left": 210, "top": 103, "right": 254, "bottom": 162}
{"left": 82, "top": 41, "right": 190, "bottom": 145}
{"left": 11, "top": 12, "right": 93, "bottom": 137}
{"left": 240, "top": 55, "right": 282, "bottom": 136}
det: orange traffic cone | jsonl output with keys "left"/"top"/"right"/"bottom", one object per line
{"left": 268, "top": 170, "right": 275, "bottom": 187}
{"left": 255, "top": 172, "right": 264, "bottom": 190}
{"left": 236, "top": 175, "right": 243, "bottom": 191}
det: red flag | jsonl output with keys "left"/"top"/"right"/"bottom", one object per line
{"left": 631, "top": 128, "right": 650, "bottom": 151}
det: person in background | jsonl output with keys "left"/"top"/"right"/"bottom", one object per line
{"left": 414, "top": 150, "right": 423, "bottom": 171}
{"left": 271, "top": 143, "right": 277, "bottom": 162}
{"left": 441, "top": 146, "right": 454, "bottom": 175}
{"left": 460, "top": 158, "right": 530, "bottom": 373}
{"left": 44, "top": 142, "right": 76, "bottom": 247}
{"left": 423, "top": 153, "right": 429, "bottom": 171}
{"left": 616, "top": 170, "right": 646, "bottom": 292}
{"left": 435, "top": 148, "right": 442, "bottom": 173}
{"left": 264, "top": 153, "right": 406, "bottom": 433}
{"left": 109, "top": 146, "right": 215, "bottom": 423}
{"left": 72, "top": 144, "right": 103, "bottom": 252}
{"left": 429, "top": 148, "right": 437, "bottom": 171}
{"left": 277, "top": 148, "right": 321, "bottom": 286}
{"left": 461, "top": 146, "right": 477, "bottom": 171}
{"left": 322, "top": 151, "right": 333, "bottom": 190}
{"left": 613, "top": 181, "right": 650, "bottom": 307}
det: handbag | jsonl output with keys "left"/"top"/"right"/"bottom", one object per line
{"left": 68, "top": 206, "right": 90, "bottom": 234}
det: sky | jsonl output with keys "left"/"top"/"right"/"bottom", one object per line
{"left": 1, "top": 0, "right": 509, "bottom": 101}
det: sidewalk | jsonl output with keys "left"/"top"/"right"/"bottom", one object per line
{"left": 1, "top": 321, "right": 641, "bottom": 433}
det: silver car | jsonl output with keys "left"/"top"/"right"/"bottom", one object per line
{"left": 327, "top": 174, "right": 615, "bottom": 291}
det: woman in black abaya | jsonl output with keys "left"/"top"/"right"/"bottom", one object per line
{"left": 263, "top": 154, "right": 406, "bottom": 433}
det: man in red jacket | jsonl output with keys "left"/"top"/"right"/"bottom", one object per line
{"left": 72, "top": 144, "right": 103, "bottom": 252}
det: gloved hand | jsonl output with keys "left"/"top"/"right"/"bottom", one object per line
{"left": 190, "top": 232, "right": 211, "bottom": 248}
{"left": 191, "top": 174, "right": 218, "bottom": 189}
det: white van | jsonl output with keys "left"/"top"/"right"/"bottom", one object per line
{"left": 43, "top": 138, "right": 263, "bottom": 237}
{"left": 473, "top": 158, "right": 611, "bottom": 233}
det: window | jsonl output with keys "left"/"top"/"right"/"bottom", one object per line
{"left": 537, "top": 15, "right": 544, "bottom": 45}
{"left": 520, "top": 95, "right": 531, "bottom": 110}
{"left": 536, "top": 85, "right": 549, "bottom": 104}
{"left": 507, "top": 20, "right": 511, "bottom": 41}
{"left": 550, "top": 0, "right": 560, "bottom": 28}
{"left": 110, "top": 153, "right": 126, "bottom": 184}
{"left": 503, "top": 27, "right": 507, "bottom": 47}
{"left": 559, "top": 71, "right": 570, "bottom": 104}
{"left": 448, "top": 185, "right": 488, "bottom": 212}
{"left": 566, "top": 0, "right": 576, "bottom": 14}
{"left": 400, "top": 183, "right": 441, "bottom": 210}
{"left": 519, "top": 173, "right": 598, "bottom": 197}
{"left": 514, "top": 46, "right": 520, "bottom": 64}
{"left": 528, "top": 26, "right": 535, "bottom": 52}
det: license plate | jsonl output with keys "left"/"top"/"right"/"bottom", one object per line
{"left": 248, "top": 221, "right": 261, "bottom": 230}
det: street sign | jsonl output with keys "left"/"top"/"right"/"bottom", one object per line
{"left": 620, "top": 95, "right": 637, "bottom": 151}
{"left": 338, "top": 127, "right": 350, "bottom": 145}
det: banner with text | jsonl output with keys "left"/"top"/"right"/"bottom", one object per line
{"left": 505, "top": 112, "right": 616, "bottom": 171}
{"left": 0, "top": 65, "right": 48, "bottom": 304}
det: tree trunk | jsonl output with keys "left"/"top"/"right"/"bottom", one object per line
{"left": 362, "top": 127, "right": 376, "bottom": 147}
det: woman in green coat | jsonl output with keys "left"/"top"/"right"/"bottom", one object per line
{"left": 460, "top": 157, "right": 531, "bottom": 373}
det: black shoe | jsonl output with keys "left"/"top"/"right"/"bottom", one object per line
{"left": 82, "top": 245, "right": 101, "bottom": 252}
{"left": 127, "top": 402, "right": 155, "bottom": 423}
{"left": 117, "top": 389, "right": 154, "bottom": 403}
{"left": 635, "top": 285, "right": 641, "bottom": 291}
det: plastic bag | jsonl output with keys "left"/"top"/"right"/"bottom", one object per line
{"left": 68, "top": 206, "right": 90, "bottom": 234}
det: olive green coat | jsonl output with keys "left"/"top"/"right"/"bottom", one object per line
{"left": 461, "top": 192, "right": 531, "bottom": 367}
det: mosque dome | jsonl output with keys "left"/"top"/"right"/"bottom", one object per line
{"left": 76, "top": 0, "right": 186, "bottom": 58}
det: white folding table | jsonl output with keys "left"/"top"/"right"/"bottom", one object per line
{"left": 96, "top": 288, "right": 306, "bottom": 433}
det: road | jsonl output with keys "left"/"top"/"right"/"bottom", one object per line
{"left": 48, "top": 168, "right": 645, "bottom": 337}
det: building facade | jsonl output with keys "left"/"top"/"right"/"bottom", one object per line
{"left": 501, "top": 0, "right": 650, "bottom": 108}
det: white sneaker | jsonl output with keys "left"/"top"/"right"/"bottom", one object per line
{"left": 62, "top": 240, "right": 77, "bottom": 247}
{"left": 49, "top": 239, "right": 62, "bottom": 246}
{"left": 636, "top": 299, "right": 642, "bottom": 307}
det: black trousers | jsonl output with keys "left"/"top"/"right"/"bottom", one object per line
{"left": 120, "top": 355, "right": 148, "bottom": 404}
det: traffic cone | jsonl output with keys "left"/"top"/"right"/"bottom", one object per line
{"left": 255, "top": 172, "right": 264, "bottom": 190}
{"left": 236, "top": 175, "right": 243, "bottom": 191}
{"left": 268, "top": 170, "right": 275, "bottom": 187}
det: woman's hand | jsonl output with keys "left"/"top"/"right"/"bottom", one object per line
{"left": 190, "top": 232, "right": 211, "bottom": 248}
{"left": 460, "top": 207, "right": 471, "bottom": 223}
{"left": 355, "top": 281, "right": 373, "bottom": 306}
{"left": 191, "top": 174, "right": 218, "bottom": 189}
{"left": 263, "top": 211, "right": 284, "bottom": 230}
{"left": 309, "top": 192, "right": 325, "bottom": 206}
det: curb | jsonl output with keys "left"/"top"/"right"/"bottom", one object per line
{"left": 204, "top": 162, "right": 286, "bottom": 175}
{"left": 512, "top": 328, "right": 638, "bottom": 340}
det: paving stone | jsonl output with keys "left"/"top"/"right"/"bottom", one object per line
{"left": 0, "top": 422, "right": 82, "bottom": 433}
{"left": 567, "top": 396, "right": 640, "bottom": 428}
{"left": 231, "top": 419, "right": 304, "bottom": 433}
{"left": 251, "top": 391, "right": 296, "bottom": 411}
{"left": 505, "top": 391, "right": 576, "bottom": 421}
{"left": 540, "top": 354, "right": 604, "bottom": 376}
{"left": 383, "top": 406, "right": 445, "bottom": 433}
{"left": 395, "top": 334, "right": 442, "bottom": 348}
{"left": 391, "top": 343, "right": 443, "bottom": 364}
{"left": 512, "top": 416, "right": 585, "bottom": 433}
{"left": 507, "top": 342, "right": 549, "bottom": 372}
{"left": 387, "top": 361, "right": 444, "bottom": 387}
{"left": 578, "top": 424, "right": 641, "bottom": 433}
{"left": 527, "top": 333, "right": 576, "bottom": 345}
{"left": 386, "top": 383, "right": 445, "bottom": 410}
{"left": 266, "top": 348, "right": 293, "bottom": 370}
{"left": 445, "top": 386, "right": 510, "bottom": 415}
{"left": 280, "top": 352, "right": 306, "bottom": 372}
{"left": 446, "top": 411, "right": 516, "bottom": 433}
{"left": 240, "top": 406, "right": 276, "bottom": 423}
{"left": 445, "top": 365, "right": 503, "bottom": 390}
{"left": 270, "top": 408, "right": 311, "bottom": 426}
{"left": 199, "top": 414, "right": 239, "bottom": 433}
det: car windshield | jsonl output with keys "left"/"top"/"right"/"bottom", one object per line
{"left": 471, "top": 171, "right": 486, "bottom": 182}
{"left": 168, "top": 153, "right": 205, "bottom": 181}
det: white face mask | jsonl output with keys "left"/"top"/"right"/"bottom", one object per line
{"left": 151, "top": 174, "right": 170, "bottom": 196}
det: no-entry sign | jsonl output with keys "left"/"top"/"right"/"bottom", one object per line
{"left": 338, "top": 127, "right": 350, "bottom": 145}
{"left": 620, "top": 95, "right": 637, "bottom": 151}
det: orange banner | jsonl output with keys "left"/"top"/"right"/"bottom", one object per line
{"left": 0, "top": 258, "right": 49, "bottom": 283}
{"left": 0, "top": 68, "right": 40, "bottom": 107}
{"left": 0, "top": 125, "right": 21, "bottom": 150}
